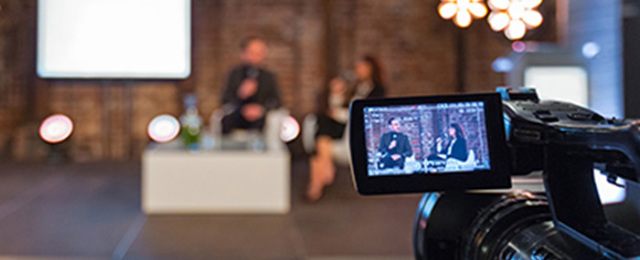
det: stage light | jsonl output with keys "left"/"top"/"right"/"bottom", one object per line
{"left": 491, "top": 57, "right": 514, "bottom": 72}
{"left": 487, "top": 0, "right": 543, "bottom": 40}
{"left": 39, "top": 114, "right": 74, "bottom": 144}
{"left": 148, "top": 115, "right": 180, "bottom": 143}
{"left": 280, "top": 116, "right": 300, "bottom": 143}
{"left": 582, "top": 42, "right": 600, "bottom": 59}
{"left": 438, "top": 0, "right": 488, "bottom": 28}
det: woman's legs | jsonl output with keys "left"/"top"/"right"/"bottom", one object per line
{"left": 307, "top": 136, "right": 336, "bottom": 201}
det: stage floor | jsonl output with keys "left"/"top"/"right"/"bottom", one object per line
{"left": 0, "top": 160, "right": 420, "bottom": 260}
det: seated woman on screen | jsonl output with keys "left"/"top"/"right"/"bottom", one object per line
{"left": 428, "top": 123, "right": 468, "bottom": 162}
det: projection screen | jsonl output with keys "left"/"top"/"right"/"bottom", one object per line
{"left": 37, "top": 0, "right": 191, "bottom": 79}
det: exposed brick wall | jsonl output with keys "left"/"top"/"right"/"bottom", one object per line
{"left": 0, "top": 0, "right": 34, "bottom": 161}
{"left": 352, "top": 0, "right": 461, "bottom": 96}
{"left": 0, "top": 0, "right": 559, "bottom": 162}
{"left": 365, "top": 108, "right": 424, "bottom": 160}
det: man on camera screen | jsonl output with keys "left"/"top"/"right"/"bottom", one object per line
{"left": 377, "top": 118, "right": 413, "bottom": 170}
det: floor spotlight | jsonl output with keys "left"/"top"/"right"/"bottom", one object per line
{"left": 280, "top": 116, "right": 300, "bottom": 143}
{"left": 39, "top": 114, "right": 74, "bottom": 144}
{"left": 148, "top": 114, "right": 180, "bottom": 143}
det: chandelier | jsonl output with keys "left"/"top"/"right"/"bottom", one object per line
{"left": 438, "top": 0, "right": 488, "bottom": 28}
{"left": 487, "top": 0, "right": 543, "bottom": 40}
{"left": 437, "top": 0, "right": 544, "bottom": 40}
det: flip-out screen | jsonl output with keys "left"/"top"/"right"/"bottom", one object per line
{"left": 349, "top": 93, "right": 511, "bottom": 195}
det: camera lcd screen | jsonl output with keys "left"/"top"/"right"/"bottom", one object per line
{"left": 364, "top": 102, "right": 491, "bottom": 176}
{"left": 350, "top": 93, "right": 511, "bottom": 195}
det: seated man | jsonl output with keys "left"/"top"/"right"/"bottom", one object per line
{"left": 221, "top": 36, "right": 281, "bottom": 134}
{"left": 377, "top": 118, "right": 413, "bottom": 170}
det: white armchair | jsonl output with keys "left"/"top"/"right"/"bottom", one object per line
{"left": 372, "top": 152, "right": 420, "bottom": 174}
{"left": 444, "top": 150, "right": 476, "bottom": 172}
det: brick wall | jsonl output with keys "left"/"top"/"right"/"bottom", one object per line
{"left": 0, "top": 0, "right": 557, "bottom": 162}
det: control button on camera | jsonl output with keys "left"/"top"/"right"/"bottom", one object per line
{"left": 568, "top": 112, "right": 593, "bottom": 121}
{"left": 533, "top": 110, "right": 559, "bottom": 122}
{"left": 534, "top": 110, "right": 551, "bottom": 115}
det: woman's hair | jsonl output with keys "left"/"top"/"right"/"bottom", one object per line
{"left": 317, "top": 75, "right": 350, "bottom": 114}
{"left": 450, "top": 123, "right": 466, "bottom": 140}
{"left": 360, "top": 55, "right": 384, "bottom": 86}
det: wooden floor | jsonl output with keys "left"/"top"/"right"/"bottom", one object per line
{"left": 0, "top": 161, "right": 421, "bottom": 260}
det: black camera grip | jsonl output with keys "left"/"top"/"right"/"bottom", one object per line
{"left": 544, "top": 147, "right": 640, "bottom": 259}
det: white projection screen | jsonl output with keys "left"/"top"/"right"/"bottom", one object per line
{"left": 37, "top": 0, "right": 191, "bottom": 79}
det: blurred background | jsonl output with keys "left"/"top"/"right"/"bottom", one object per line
{"left": 0, "top": 0, "right": 638, "bottom": 259}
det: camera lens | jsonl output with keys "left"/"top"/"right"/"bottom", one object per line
{"left": 462, "top": 190, "right": 557, "bottom": 260}
{"left": 414, "top": 190, "right": 600, "bottom": 260}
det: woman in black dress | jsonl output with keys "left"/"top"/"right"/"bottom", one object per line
{"left": 307, "top": 55, "right": 387, "bottom": 201}
{"left": 444, "top": 123, "right": 468, "bottom": 161}
{"left": 428, "top": 123, "right": 468, "bottom": 161}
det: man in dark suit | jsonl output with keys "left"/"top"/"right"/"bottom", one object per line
{"left": 377, "top": 118, "right": 413, "bottom": 170}
{"left": 221, "top": 36, "right": 281, "bottom": 134}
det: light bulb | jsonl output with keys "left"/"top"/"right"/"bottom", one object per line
{"left": 522, "top": 10, "right": 543, "bottom": 28}
{"left": 505, "top": 20, "right": 526, "bottom": 40}
{"left": 488, "top": 0, "right": 510, "bottom": 10}
{"left": 507, "top": 2, "right": 526, "bottom": 20}
{"left": 454, "top": 9, "right": 472, "bottom": 28}
{"left": 457, "top": 0, "right": 471, "bottom": 10}
{"left": 438, "top": 2, "right": 459, "bottom": 19}
{"left": 488, "top": 12, "right": 510, "bottom": 31}
{"left": 522, "top": 0, "right": 543, "bottom": 9}
{"left": 468, "top": 3, "right": 488, "bottom": 18}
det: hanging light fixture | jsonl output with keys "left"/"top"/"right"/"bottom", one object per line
{"left": 438, "top": 0, "right": 488, "bottom": 28}
{"left": 487, "top": 0, "right": 543, "bottom": 40}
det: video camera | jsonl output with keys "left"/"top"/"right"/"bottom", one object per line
{"left": 348, "top": 88, "right": 640, "bottom": 259}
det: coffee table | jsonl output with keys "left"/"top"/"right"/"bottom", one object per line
{"left": 142, "top": 139, "right": 290, "bottom": 214}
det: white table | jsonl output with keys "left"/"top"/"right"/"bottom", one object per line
{"left": 142, "top": 143, "right": 290, "bottom": 214}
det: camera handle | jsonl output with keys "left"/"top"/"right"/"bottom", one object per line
{"left": 544, "top": 146, "right": 640, "bottom": 259}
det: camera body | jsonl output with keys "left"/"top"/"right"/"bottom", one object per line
{"left": 348, "top": 88, "right": 640, "bottom": 259}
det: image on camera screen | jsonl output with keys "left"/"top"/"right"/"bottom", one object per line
{"left": 364, "top": 101, "right": 491, "bottom": 176}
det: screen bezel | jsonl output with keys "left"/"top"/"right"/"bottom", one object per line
{"left": 349, "top": 93, "right": 511, "bottom": 195}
